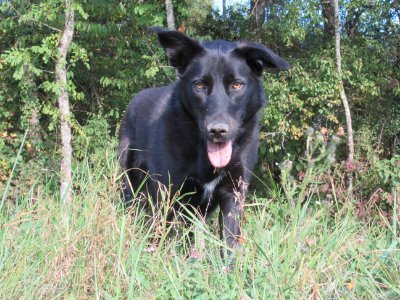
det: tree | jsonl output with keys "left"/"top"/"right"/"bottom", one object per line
{"left": 56, "top": 0, "right": 74, "bottom": 204}
{"left": 321, "top": 0, "right": 335, "bottom": 35}
{"left": 250, "top": 0, "right": 267, "bottom": 42}
{"left": 165, "top": 0, "right": 176, "bottom": 30}
{"left": 332, "top": 0, "right": 355, "bottom": 195}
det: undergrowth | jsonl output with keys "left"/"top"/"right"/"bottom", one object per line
{"left": 0, "top": 134, "right": 399, "bottom": 299}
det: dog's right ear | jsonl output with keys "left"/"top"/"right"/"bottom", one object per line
{"left": 150, "top": 27, "right": 204, "bottom": 74}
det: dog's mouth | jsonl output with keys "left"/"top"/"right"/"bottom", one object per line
{"left": 207, "top": 140, "right": 232, "bottom": 168}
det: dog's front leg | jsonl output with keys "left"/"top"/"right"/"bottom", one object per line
{"left": 217, "top": 177, "right": 247, "bottom": 256}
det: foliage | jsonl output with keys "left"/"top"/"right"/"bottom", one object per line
{"left": 278, "top": 127, "right": 339, "bottom": 207}
{"left": 0, "top": 0, "right": 183, "bottom": 182}
{"left": 260, "top": 58, "right": 340, "bottom": 161}
{"left": 375, "top": 155, "right": 400, "bottom": 190}
{"left": 1, "top": 1, "right": 399, "bottom": 159}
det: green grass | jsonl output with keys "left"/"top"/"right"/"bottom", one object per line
{"left": 1, "top": 148, "right": 399, "bottom": 299}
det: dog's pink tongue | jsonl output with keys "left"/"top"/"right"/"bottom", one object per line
{"left": 207, "top": 140, "right": 232, "bottom": 168}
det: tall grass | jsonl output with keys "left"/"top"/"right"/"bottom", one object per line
{"left": 1, "top": 142, "right": 399, "bottom": 298}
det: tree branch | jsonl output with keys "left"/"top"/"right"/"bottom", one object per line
{"left": 9, "top": 3, "right": 62, "bottom": 33}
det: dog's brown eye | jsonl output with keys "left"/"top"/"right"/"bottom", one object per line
{"left": 194, "top": 81, "right": 206, "bottom": 90}
{"left": 231, "top": 81, "right": 243, "bottom": 90}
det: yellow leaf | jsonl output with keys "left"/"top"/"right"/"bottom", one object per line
{"left": 345, "top": 280, "right": 356, "bottom": 291}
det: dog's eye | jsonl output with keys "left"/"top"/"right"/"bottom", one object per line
{"left": 194, "top": 81, "right": 206, "bottom": 90}
{"left": 231, "top": 81, "right": 244, "bottom": 90}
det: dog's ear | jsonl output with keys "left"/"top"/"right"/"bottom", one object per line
{"left": 234, "top": 42, "right": 290, "bottom": 76}
{"left": 151, "top": 27, "right": 204, "bottom": 74}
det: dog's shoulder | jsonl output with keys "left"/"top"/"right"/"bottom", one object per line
{"left": 124, "top": 84, "right": 175, "bottom": 116}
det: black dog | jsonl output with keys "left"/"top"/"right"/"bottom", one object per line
{"left": 119, "top": 28, "right": 290, "bottom": 252}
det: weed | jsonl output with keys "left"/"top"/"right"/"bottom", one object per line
{"left": 0, "top": 138, "right": 399, "bottom": 298}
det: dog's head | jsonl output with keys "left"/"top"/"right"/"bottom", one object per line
{"left": 152, "top": 28, "right": 290, "bottom": 168}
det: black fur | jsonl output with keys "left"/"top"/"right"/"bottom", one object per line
{"left": 119, "top": 28, "right": 290, "bottom": 252}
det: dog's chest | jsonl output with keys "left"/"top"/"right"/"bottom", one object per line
{"left": 202, "top": 175, "right": 222, "bottom": 202}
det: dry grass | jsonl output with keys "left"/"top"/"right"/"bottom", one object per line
{"left": 1, "top": 148, "right": 399, "bottom": 298}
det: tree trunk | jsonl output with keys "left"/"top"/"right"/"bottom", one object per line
{"left": 222, "top": 0, "right": 226, "bottom": 18}
{"left": 255, "top": 0, "right": 267, "bottom": 27}
{"left": 321, "top": 0, "right": 335, "bottom": 36}
{"left": 251, "top": 0, "right": 267, "bottom": 42}
{"left": 395, "top": 0, "right": 400, "bottom": 23}
{"left": 55, "top": 0, "right": 74, "bottom": 205}
{"left": 332, "top": 0, "right": 355, "bottom": 195}
{"left": 165, "top": 0, "right": 176, "bottom": 30}
{"left": 345, "top": 8, "right": 363, "bottom": 36}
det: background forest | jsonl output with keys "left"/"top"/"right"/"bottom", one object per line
{"left": 1, "top": 0, "right": 400, "bottom": 298}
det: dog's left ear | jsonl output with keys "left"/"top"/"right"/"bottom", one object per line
{"left": 151, "top": 27, "right": 204, "bottom": 74}
{"left": 234, "top": 42, "right": 290, "bottom": 76}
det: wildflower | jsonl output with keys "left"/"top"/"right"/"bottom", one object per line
{"left": 336, "top": 126, "right": 345, "bottom": 136}
{"left": 320, "top": 127, "right": 328, "bottom": 135}
{"left": 306, "top": 127, "right": 314, "bottom": 136}
{"left": 316, "top": 133, "right": 324, "bottom": 142}
{"left": 280, "top": 159, "right": 293, "bottom": 171}
{"left": 344, "top": 160, "right": 357, "bottom": 171}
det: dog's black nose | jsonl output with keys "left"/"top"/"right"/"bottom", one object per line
{"left": 207, "top": 123, "right": 229, "bottom": 139}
